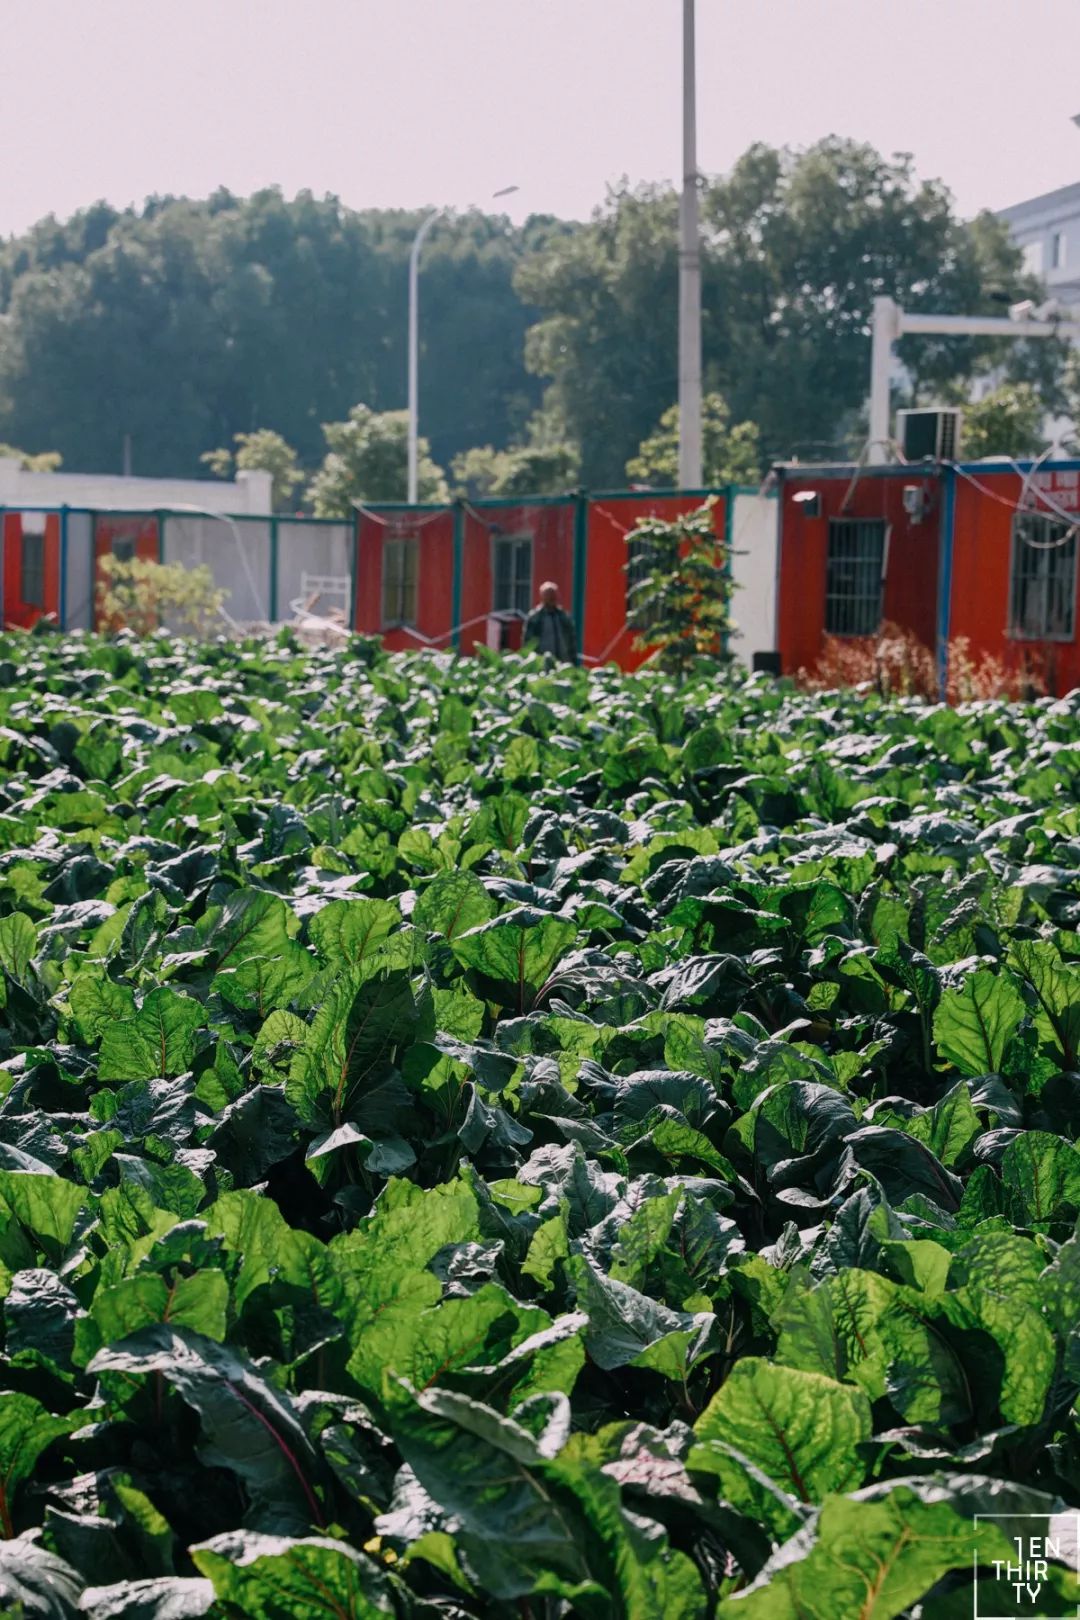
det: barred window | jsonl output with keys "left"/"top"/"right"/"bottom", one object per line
{"left": 382, "top": 537, "right": 418, "bottom": 627}
{"left": 492, "top": 535, "right": 532, "bottom": 614}
{"left": 825, "top": 519, "right": 886, "bottom": 636}
{"left": 21, "top": 531, "right": 45, "bottom": 608}
{"left": 1009, "top": 512, "right": 1077, "bottom": 641}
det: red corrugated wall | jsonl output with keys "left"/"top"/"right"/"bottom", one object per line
{"left": 459, "top": 500, "right": 575, "bottom": 654}
{"left": 777, "top": 472, "right": 941, "bottom": 675}
{"left": 948, "top": 467, "right": 1080, "bottom": 695}
{"left": 353, "top": 509, "right": 455, "bottom": 651}
{"left": 2, "top": 513, "right": 61, "bottom": 628}
{"left": 582, "top": 493, "right": 730, "bottom": 669}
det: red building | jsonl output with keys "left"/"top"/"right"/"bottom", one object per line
{"left": 353, "top": 490, "right": 740, "bottom": 667}
{"left": 2, "top": 511, "right": 62, "bottom": 629}
{"left": 775, "top": 458, "right": 1080, "bottom": 696}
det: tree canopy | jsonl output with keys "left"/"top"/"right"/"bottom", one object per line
{"left": 202, "top": 429, "right": 304, "bottom": 511}
{"left": 626, "top": 394, "right": 761, "bottom": 488}
{"left": 0, "top": 148, "right": 1059, "bottom": 496}
{"left": 305, "top": 405, "right": 448, "bottom": 516}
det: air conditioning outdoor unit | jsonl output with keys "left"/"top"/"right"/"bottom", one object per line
{"left": 897, "top": 407, "right": 962, "bottom": 463}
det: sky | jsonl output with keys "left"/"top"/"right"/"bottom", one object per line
{"left": 2, "top": 0, "right": 1080, "bottom": 238}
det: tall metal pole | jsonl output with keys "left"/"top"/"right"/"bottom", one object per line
{"left": 678, "top": 0, "right": 702, "bottom": 488}
{"left": 868, "top": 297, "right": 898, "bottom": 465}
{"left": 407, "top": 208, "right": 441, "bottom": 505}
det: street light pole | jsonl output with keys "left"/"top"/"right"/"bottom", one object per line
{"left": 406, "top": 186, "right": 519, "bottom": 505}
{"left": 407, "top": 207, "right": 443, "bottom": 505}
{"left": 678, "top": 0, "right": 702, "bottom": 488}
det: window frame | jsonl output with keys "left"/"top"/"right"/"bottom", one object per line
{"left": 1008, "top": 510, "right": 1078, "bottom": 642}
{"left": 381, "top": 534, "right": 419, "bottom": 629}
{"left": 491, "top": 532, "right": 533, "bottom": 616}
{"left": 20, "top": 529, "right": 45, "bottom": 609}
{"left": 824, "top": 518, "right": 888, "bottom": 638}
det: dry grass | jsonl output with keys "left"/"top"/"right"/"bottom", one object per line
{"left": 798, "top": 623, "right": 1049, "bottom": 704}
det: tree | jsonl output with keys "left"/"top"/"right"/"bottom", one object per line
{"left": 201, "top": 429, "right": 304, "bottom": 510}
{"left": 0, "top": 190, "right": 553, "bottom": 479}
{"left": 305, "top": 404, "right": 448, "bottom": 516}
{"left": 957, "top": 383, "right": 1046, "bottom": 460}
{"left": 625, "top": 393, "right": 760, "bottom": 487}
{"left": 0, "top": 442, "right": 61, "bottom": 471}
{"left": 516, "top": 142, "right": 1054, "bottom": 478}
{"left": 625, "top": 500, "right": 734, "bottom": 679}
{"left": 451, "top": 407, "right": 580, "bottom": 498}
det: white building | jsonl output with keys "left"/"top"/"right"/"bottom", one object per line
{"left": 997, "top": 183, "right": 1080, "bottom": 308}
{"left": 0, "top": 460, "right": 272, "bottom": 514}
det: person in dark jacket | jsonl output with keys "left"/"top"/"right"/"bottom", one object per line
{"left": 523, "top": 581, "right": 578, "bottom": 664}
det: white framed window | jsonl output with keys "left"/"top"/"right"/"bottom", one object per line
{"left": 1022, "top": 241, "right": 1045, "bottom": 275}
{"left": 382, "top": 536, "right": 418, "bottom": 627}
{"left": 1051, "top": 231, "right": 1066, "bottom": 271}
{"left": 20, "top": 531, "right": 45, "bottom": 608}
{"left": 1009, "top": 512, "right": 1077, "bottom": 641}
{"left": 492, "top": 534, "right": 532, "bottom": 614}
{"left": 825, "top": 518, "right": 887, "bottom": 636}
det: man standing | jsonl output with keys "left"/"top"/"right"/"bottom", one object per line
{"left": 523, "top": 580, "right": 578, "bottom": 665}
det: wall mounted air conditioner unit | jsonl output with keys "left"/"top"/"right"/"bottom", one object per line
{"left": 897, "top": 407, "right": 962, "bottom": 463}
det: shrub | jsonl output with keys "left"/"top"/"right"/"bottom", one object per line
{"left": 97, "top": 555, "right": 227, "bottom": 637}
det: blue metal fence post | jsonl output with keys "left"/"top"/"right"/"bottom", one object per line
{"left": 936, "top": 467, "right": 956, "bottom": 701}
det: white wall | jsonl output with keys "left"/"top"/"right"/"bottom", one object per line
{"left": 0, "top": 461, "right": 272, "bottom": 515}
{"left": 729, "top": 492, "right": 777, "bottom": 666}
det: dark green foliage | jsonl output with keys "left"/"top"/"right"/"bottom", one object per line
{"left": 0, "top": 630, "right": 1077, "bottom": 1614}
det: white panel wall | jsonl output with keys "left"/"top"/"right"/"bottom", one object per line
{"left": 276, "top": 522, "right": 353, "bottom": 621}
{"left": 64, "top": 513, "right": 94, "bottom": 630}
{"left": 162, "top": 516, "right": 272, "bottom": 625}
{"left": 728, "top": 493, "right": 778, "bottom": 668}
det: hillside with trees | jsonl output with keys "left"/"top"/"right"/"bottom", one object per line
{"left": 0, "top": 141, "right": 1062, "bottom": 506}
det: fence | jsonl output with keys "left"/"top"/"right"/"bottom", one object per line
{"left": 1, "top": 488, "right": 780, "bottom": 672}
{"left": 0, "top": 507, "right": 353, "bottom": 632}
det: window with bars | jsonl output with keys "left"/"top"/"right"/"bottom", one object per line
{"left": 1009, "top": 512, "right": 1077, "bottom": 640}
{"left": 825, "top": 519, "right": 887, "bottom": 636}
{"left": 20, "top": 531, "right": 45, "bottom": 608}
{"left": 492, "top": 535, "right": 532, "bottom": 614}
{"left": 382, "top": 537, "right": 419, "bottom": 627}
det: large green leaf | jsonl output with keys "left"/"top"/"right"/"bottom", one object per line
{"left": 88, "top": 1327, "right": 325, "bottom": 1533}
{"left": 932, "top": 969, "right": 1026, "bottom": 1076}
{"left": 98, "top": 988, "right": 202, "bottom": 1081}
{"left": 191, "top": 1530, "right": 396, "bottom": 1619}
{"left": 692, "top": 1358, "right": 871, "bottom": 1502}
{"left": 451, "top": 907, "right": 576, "bottom": 1013}
{"left": 0, "top": 1537, "right": 84, "bottom": 1618}
{"left": 716, "top": 1487, "right": 1015, "bottom": 1619}
{"left": 412, "top": 870, "right": 494, "bottom": 941}
{"left": 0, "top": 1392, "right": 75, "bottom": 1538}
{"left": 286, "top": 968, "right": 418, "bottom": 1129}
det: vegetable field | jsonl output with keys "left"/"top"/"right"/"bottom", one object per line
{"left": 1, "top": 632, "right": 1080, "bottom": 1619}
